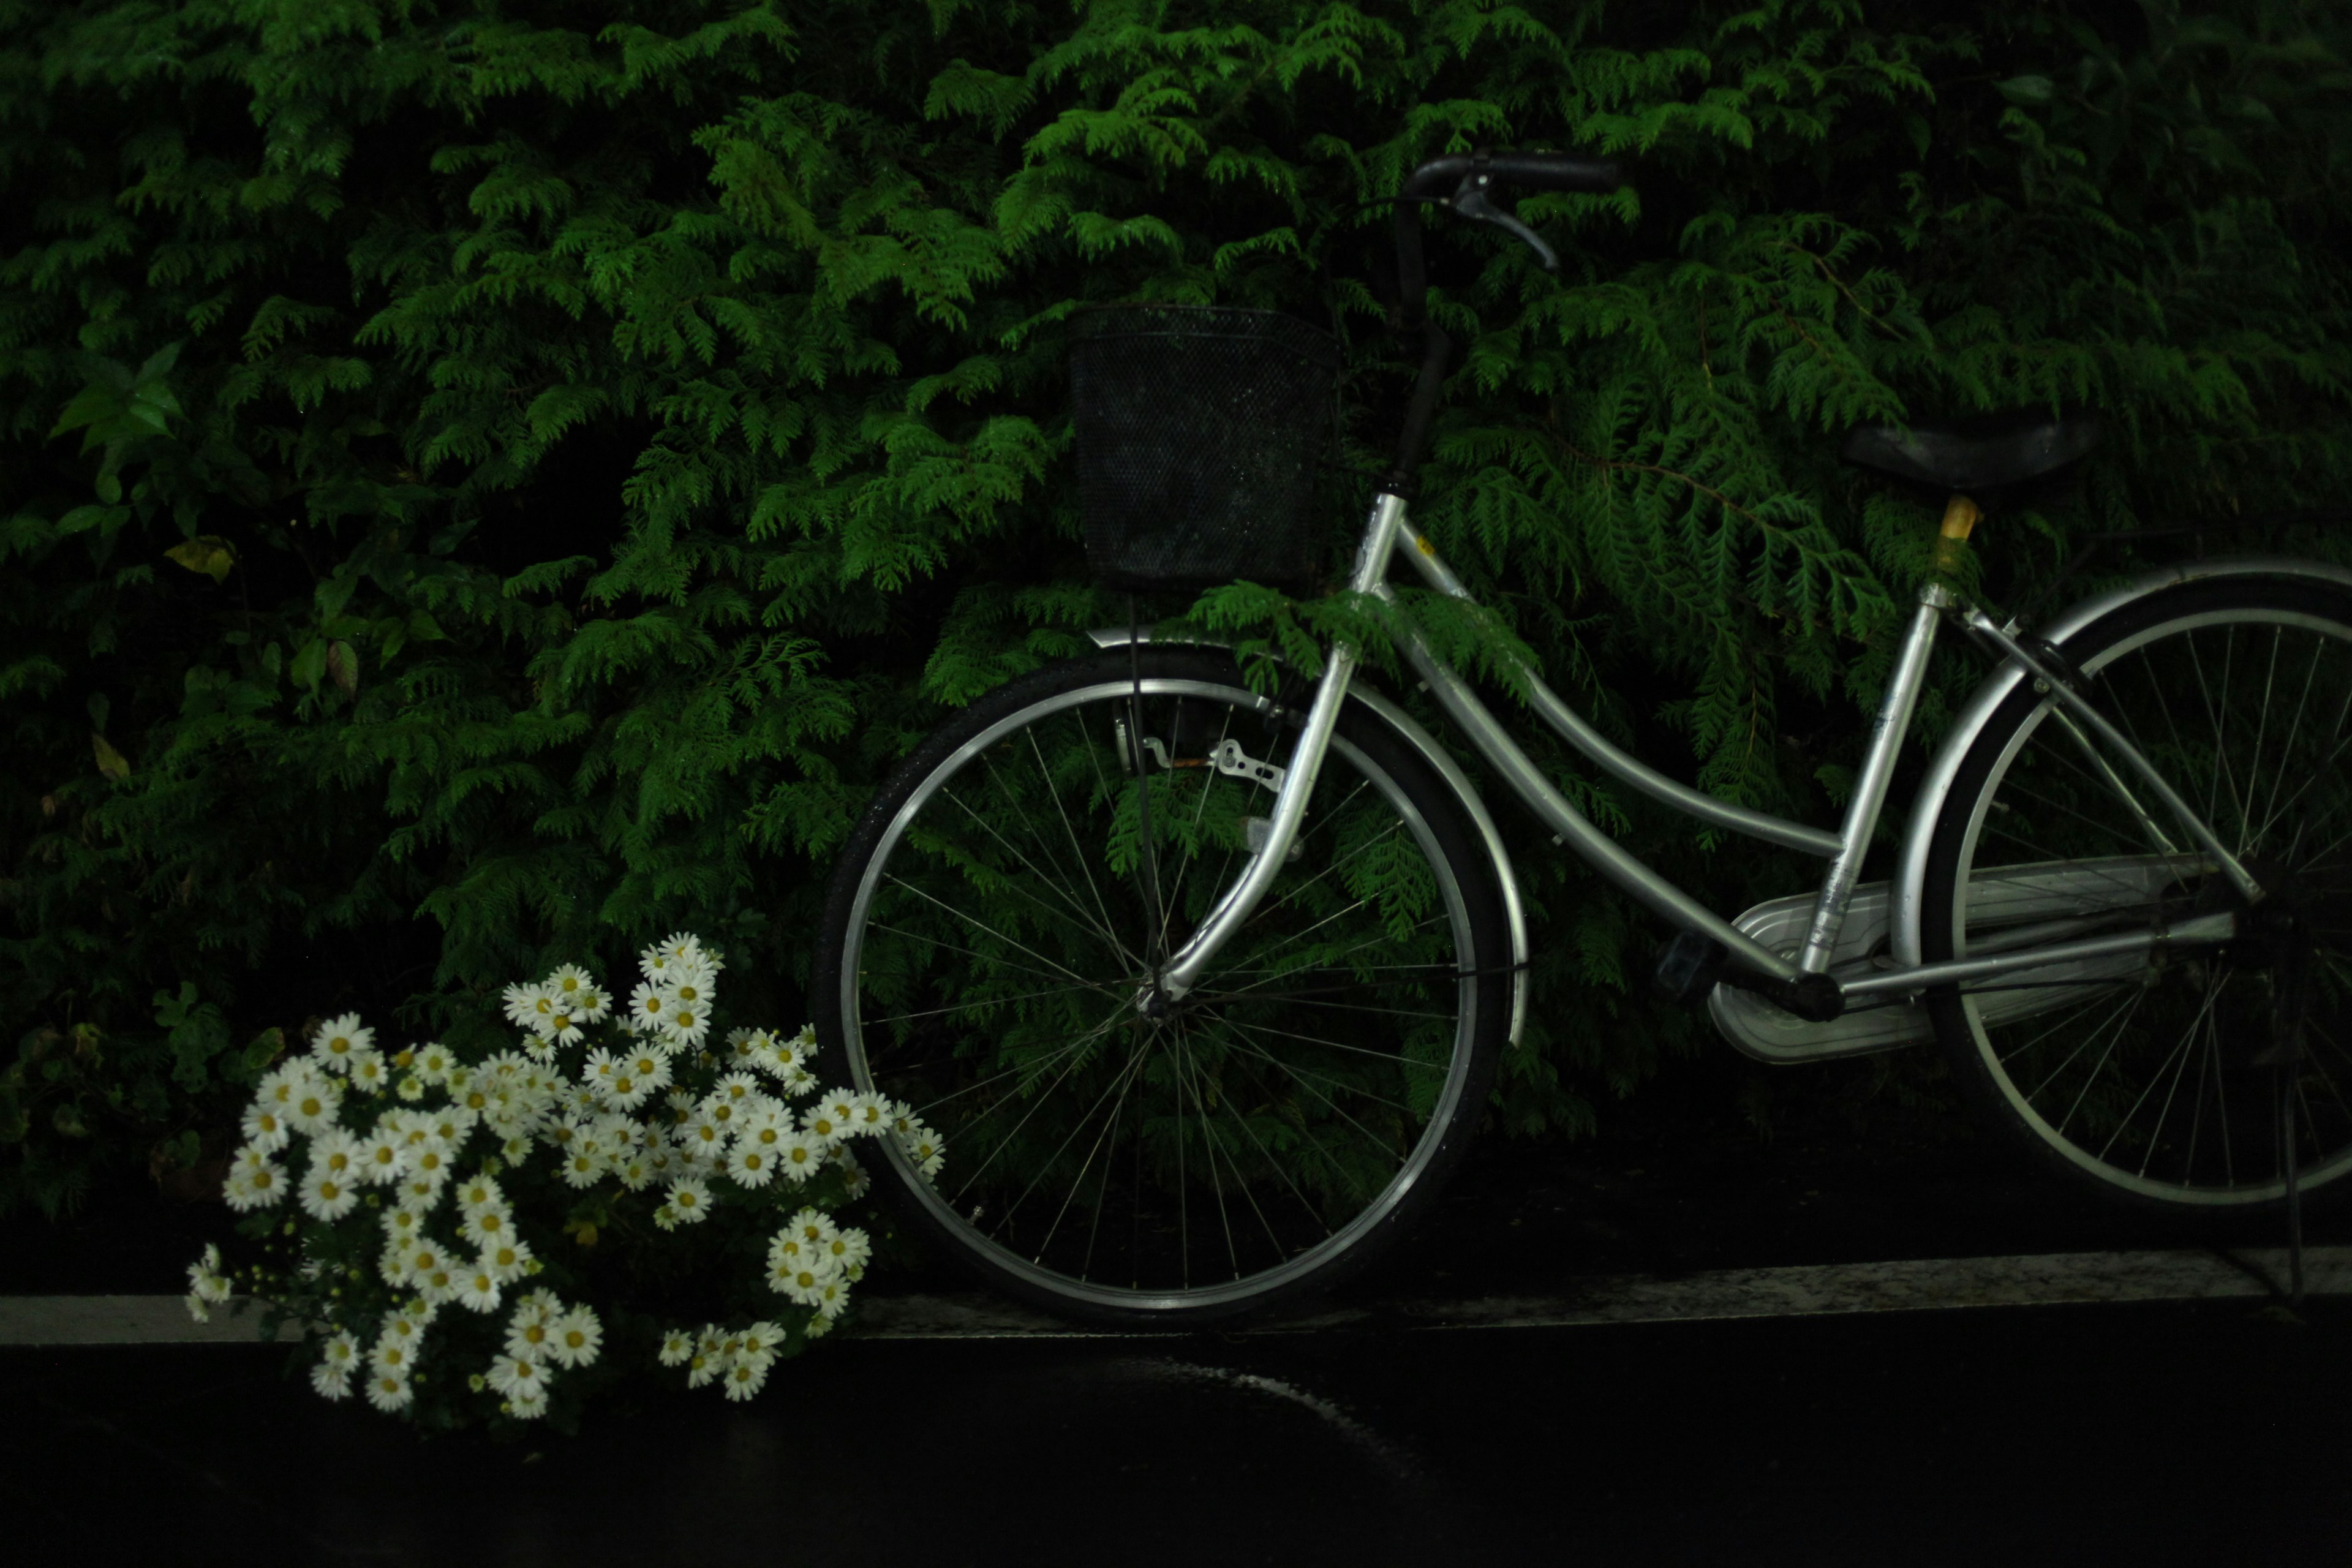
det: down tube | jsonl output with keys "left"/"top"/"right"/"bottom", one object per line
{"left": 1388, "top": 614, "right": 1803, "bottom": 984}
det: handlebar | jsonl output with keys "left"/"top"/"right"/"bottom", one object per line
{"left": 1380, "top": 149, "right": 1624, "bottom": 499}
{"left": 1399, "top": 151, "right": 1624, "bottom": 203}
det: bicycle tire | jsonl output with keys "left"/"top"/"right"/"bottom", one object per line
{"left": 1922, "top": 575, "right": 2352, "bottom": 1213}
{"left": 813, "top": 646, "right": 1512, "bottom": 1326}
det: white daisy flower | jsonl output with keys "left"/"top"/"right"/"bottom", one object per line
{"left": 659, "top": 998, "right": 712, "bottom": 1052}
{"left": 507, "top": 1379, "right": 551, "bottom": 1419}
{"left": 310, "top": 1013, "right": 375, "bottom": 1074}
{"left": 821, "top": 1227, "right": 873, "bottom": 1274}
{"left": 614, "top": 1153, "right": 655, "bottom": 1191}
{"left": 576, "top": 984, "right": 611, "bottom": 1026}
{"left": 547, "top": 1305, "right": 602, "bottom": 1369}
{"left": 800, "top": 1102, "right": 846, "bottom": 1148}
{"left": 479, "top": 1239, "right": 533, "bottom": 1284}
{"left": 546, "top": 963, "right": 598, "bottom": 1008}
{"left": 354, "top": 1125, "right": 409, "bottom": 1185}
{"left": 239, "top": 1099, "right": 291, "bottom": 1152}
{"left": 368, "top": 1333, "right": 417, "bottom": 1378}
{"left": 884, "top": 1099, "right": 919, "bottom": 1139}
{"left": 453, "top": 1174, "right": 504, "bottom": 1214}
{"left": 364, "top": 1370, "right": 413, "bottom": 1413}
{"left": 625, "top": 981, "right": 669, "bottom": 1035}
{"left": 255, "top": 1063, "right": 305, "bottom": 1113}
{"left": 817, "top": 1088, "right": 857, "bottom": 1126}
{"left": 312, "top": 1332, "right": 360, "bottom": 1400}
{"left": 413, "top": 1041, "right": 457, "bottom": 1084}
{"left": 311, "top": 1129, "right": 362, "bottom": 1181}
{"left": 773, "top": 1260, "right": 830, "bottom": 1306}
{"left": 678, "top": 1110, "right": 731, "bottom": 1164}
{"left": 844, "top": 1091, "right": 891, "bottom": 1137}
{"left": 711, "top": 1072, "right": 760, "bottom": 1107}
{"left": 282, "top": 1072, "right": 342, "bottom": 1137}
{"left": 785, "top": 1207, "right": 838, "bottom": 1248}
{"left": 752, "top": 1035, "right": 800, "bottom": 1086}
{"left": 502, "top": 980, "right": 548, "bottom": 1031}
{"left": 380, "top": 1207, "right": 423, "bottom": 1250}
{"left": 684, "top": 1337, "right": 721, "bottom": 1390}
{"left": 299, "top": 1164, "right": 360, "bottom": 1223}
{"left": 412, "top": 1257, "right": 459, "bottom": 1306}
{"left": 726, "top": 1142, "right": 777, "bottom": 1189}
{"left": 722, "top": 1351, "right": 775, "bottom": 1403}
{"left": 723, "top": 1028, "right": 766, "bottom": 1069}
{"left": 454, "top": 1264, "right": 503, "bottom": 1315}
{"left": 663, "top": 1175, "right": 714, "bottom": 1226}
{"left": 832, "top": 1145, "right": 870, "bottom": 1201}
{"left": 380, "top": 1305, "right": 434, "bottom": 1346}
{"left": 393, "top": 1166, "right": 447, "bottom": 1213}
{"left": 900, "top": 1123, "right": 946, "bottom": 1179}
{"left": 500, "top": 1134, "right": 534, "bottom": 1166}
{"left": 458, "top": 1204, "right": 513, "bottom": 1250}
{"left": 504, "top": 1306, "right": 558, "bottom": 1361}
{"left": 777, "top": 1129, "right": 823, "bottom": 1185}
{"left": 815, "top": 1276, "right": 850, "bottom": 1320}
{"left": 657, "top": 1328, "right": 696, "bottom": 1368}
{"left": 538, "top": 1004, "right": 586, "bottom": 1049}
{"left": 222, "top": 1153, "right": 287, "bottom": 1211}
{"left": 399, "top": 1239, "right": 448, "bottom": 1288}
{"left": 487, "top": 1353, "right": 546, "bottom": 1401}
{"left": 184, "top": 1244, "right": 231, "bottom": 1322}
{"left": 660, "top": 967, "right": 718, "bottom": 1018}
{"left": 345, "top": 1050, "right": 390, "bottom": 1096}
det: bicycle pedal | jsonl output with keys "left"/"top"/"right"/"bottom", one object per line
{"left": 1653, "top": 931, "right": 1728, "bottom": 1005}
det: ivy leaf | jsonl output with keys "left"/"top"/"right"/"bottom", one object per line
{"left": 164, "top": 535, "right": 237, "bottom": 584}
{"left": 288, "top": 638, "right": 327, "bottom": 692}
{"left": 1997, "top": 75, "right": 2054, "bottom": 107}
{"left": 91, "top": 733, "right": 130, "bottom": 780}
{"left": 325, "top": 639, "right": 359, "bottom": 694}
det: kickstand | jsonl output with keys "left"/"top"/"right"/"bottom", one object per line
{"left": 2264, "top": 943, "right": 2310, "bottom": 1309}
{"left": 2278, "top": 1061, "right": 2305, "bottom": 1308}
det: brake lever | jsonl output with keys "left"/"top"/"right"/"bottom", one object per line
{"left": 1450, "top": 170, "right": 1560, "bottom": 274}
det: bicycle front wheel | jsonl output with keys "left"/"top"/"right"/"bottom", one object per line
{"left": 1923, "top": 575, "right": 2352, "bottom": 1211}
{"left": 813, "top": 646, "right": 1511, "bottom": 1326}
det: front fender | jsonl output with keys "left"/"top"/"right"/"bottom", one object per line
{"left": 1889, "top": 555, "right": 2352, "bottom": 967}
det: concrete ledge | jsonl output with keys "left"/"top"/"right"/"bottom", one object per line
{"left": 4, "top": 1246, "right": 2339, "bottom": 1346}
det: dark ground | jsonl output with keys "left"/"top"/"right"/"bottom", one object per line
{"left": 6, "top": 1070, "right": 2349, "bottom": 1565}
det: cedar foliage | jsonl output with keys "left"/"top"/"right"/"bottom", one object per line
{"left": 4, "top": 0, "right": 2347, "bottom": 1212}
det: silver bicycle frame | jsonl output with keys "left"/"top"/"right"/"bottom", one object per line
{"left": 1155, "top": 493, "right": 2253, "bottom": 1010}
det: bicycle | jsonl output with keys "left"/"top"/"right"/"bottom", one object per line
{"left": 812, "top": 149, "right": 2352, "bottom": 1328}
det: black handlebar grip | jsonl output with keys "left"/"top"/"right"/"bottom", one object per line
{"left": 1483, "top": 152, "right": 1623, "bottom": 193}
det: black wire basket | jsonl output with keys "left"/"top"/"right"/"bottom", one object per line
{"left": 1068, "top": 305, "right": 1343, "bottom": 594}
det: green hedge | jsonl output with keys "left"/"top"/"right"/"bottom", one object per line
{"left": 6, "top": 0, "right": 2348, "bottom": 1214}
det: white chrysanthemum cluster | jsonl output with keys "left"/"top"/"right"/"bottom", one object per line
{"left": 660, "top": 1317, "right": 799, "bottom": 1401}
{"left": 196, "top": 932, "right": 943, "bottom": 1421}
{"left": 183, "top": 1242, "right": 233, "bottom": 1323}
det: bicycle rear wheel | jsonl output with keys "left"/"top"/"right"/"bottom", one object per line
{"left": 813, "top": 646, "right": 1511, "bottom": 1326}
{"left": 1923, "top": 575, "right": 2352, "bottom": 1211}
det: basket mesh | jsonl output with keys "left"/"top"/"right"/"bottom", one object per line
{"left": 1069, "top": 306, "right": 1342, "bottom": 594}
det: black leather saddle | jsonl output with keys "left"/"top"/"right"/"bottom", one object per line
{"left": 1839, "top": 409, "right": 2101, "bottom": 493}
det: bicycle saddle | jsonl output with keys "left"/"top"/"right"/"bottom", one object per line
{"left": 1839, "top": 409, "right": 2101, "bottom": 493}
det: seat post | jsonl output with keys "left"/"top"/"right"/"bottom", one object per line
{"left": 1933, "top": 493, "right": 1981, "bottom": 579}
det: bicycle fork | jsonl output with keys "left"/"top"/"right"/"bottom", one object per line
{"left": 1146, "top": 493, "right": 1409, "bottom": 1005}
